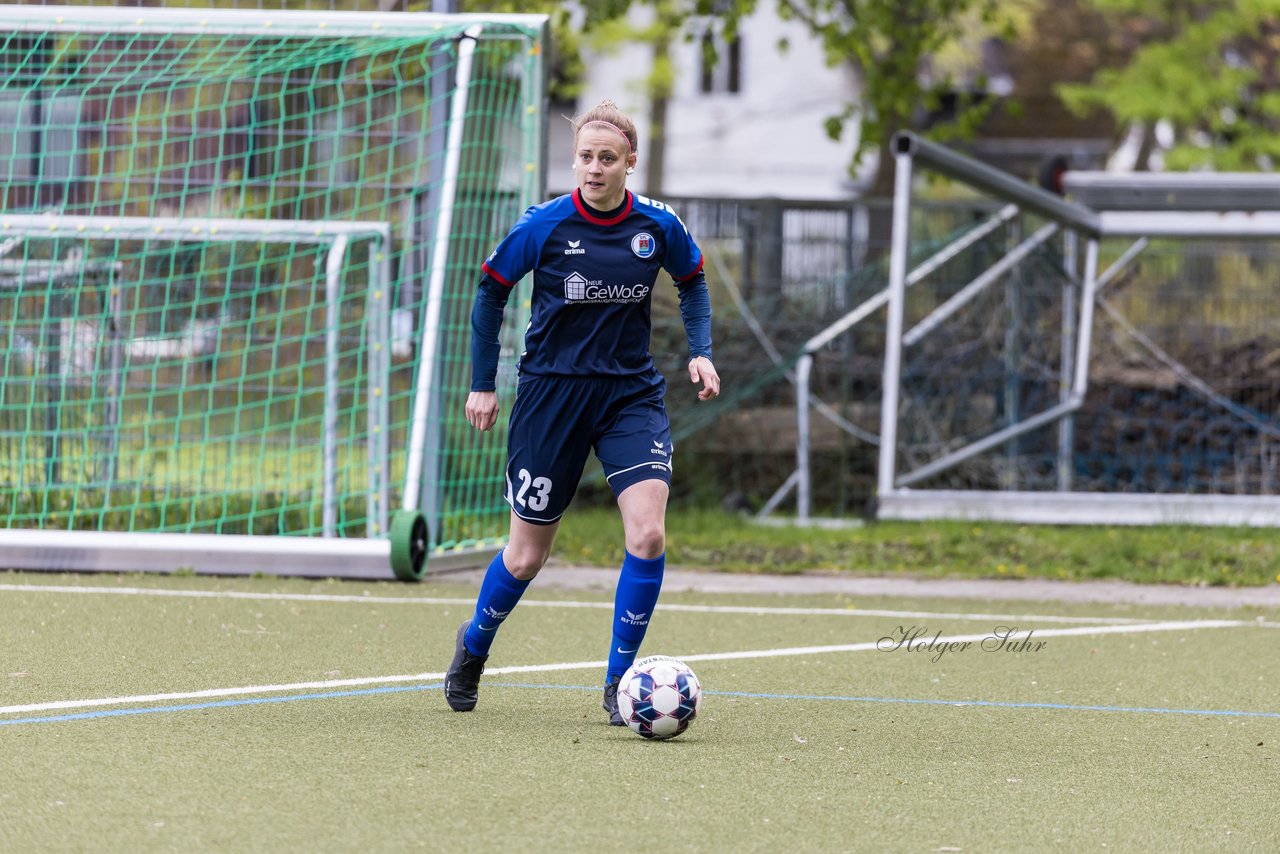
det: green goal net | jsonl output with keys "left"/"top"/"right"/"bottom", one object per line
{"left": 0, "top": 6, "right": 547, "bottom": 578}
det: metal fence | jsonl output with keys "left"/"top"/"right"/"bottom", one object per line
{"left": 644, "top": 189, "right": 1280, "bottom": 521}
{"left": 648, "top": 195, "right": 1005, "bottom": 515}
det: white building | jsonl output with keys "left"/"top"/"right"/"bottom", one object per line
{"left": 547, "top": 4, "right": 869, "bottom": 201}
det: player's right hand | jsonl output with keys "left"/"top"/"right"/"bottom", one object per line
{"left": 465, "top": 390, "right": 499, "bottom": 432}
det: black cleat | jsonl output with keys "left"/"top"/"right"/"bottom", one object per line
{"left": 603, "top": 675, "right": 624, "bottom": 726}
{"left": 445, "top": 619, "right": 487, "bottom": 712}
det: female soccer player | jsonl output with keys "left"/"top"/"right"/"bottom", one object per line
{"left": 445, "top": 99, "right": 720, "bottom": 724}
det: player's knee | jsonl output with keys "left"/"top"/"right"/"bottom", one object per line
{"left": 502, "top": 543, "right": 549, "bottom": 580}
{"left": 626, "top": 524, "right": 665, "bottom": 560}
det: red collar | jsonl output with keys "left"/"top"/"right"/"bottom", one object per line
{"left": 572, "top": 189, "right": 632, "bottom": 225}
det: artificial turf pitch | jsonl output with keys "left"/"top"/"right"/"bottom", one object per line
{"left": 1, "top": 570, "right": 1277, "bottom": 851}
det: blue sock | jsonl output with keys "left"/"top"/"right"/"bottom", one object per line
{"left": 463, "top": 550, "right": 530, "bottom": 657}
{"left": 606, "top": 550, "right": 665, "bottom": 683}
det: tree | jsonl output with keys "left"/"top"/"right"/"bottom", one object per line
{"left": 1059, "top": 0, "right": 1280, "bottom": 171}
{"left": 774, "top": 0, "right": 1041, "bottom": 194}
{"left": 587, "top": 0, "right": 758, "bottom": 196}
{"left": 459, "top": 1, "right": 629, "bottom": 101}
{"left": 467, "top": 0, "right": 1037, "bottom": 194}
{"left": 464, "top": 0, "right": 756, "bottom": 196}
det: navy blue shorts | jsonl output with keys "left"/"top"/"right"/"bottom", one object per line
{"left": 504, "top": 370, "right": 673, "bottom": 525}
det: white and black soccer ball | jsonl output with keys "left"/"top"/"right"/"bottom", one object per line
{"left": 616, "top": 655, "right": 702, "bottom": 740}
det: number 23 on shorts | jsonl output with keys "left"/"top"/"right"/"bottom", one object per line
{"left": 510, "top": 467, "right": 552, "bottom": 512}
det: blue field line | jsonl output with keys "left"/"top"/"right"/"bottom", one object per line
{"left": 700, "top": 689, "right": 1280, "bottom": 719}
{"left": 484, "top": 682, "right": 1280, "bottom": 720}
{"left": 2, "top": 681, "right": 1277, "bottom": 727}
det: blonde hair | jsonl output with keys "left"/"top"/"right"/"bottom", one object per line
{"left": 571, "top": 99, "right": 638, "bottom": 155}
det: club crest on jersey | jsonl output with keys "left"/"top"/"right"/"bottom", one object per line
{"left": 630, "top": 232, "right": 656, "bottom": 258}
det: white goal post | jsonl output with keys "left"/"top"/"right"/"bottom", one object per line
{"left": 0, "top": 4, "right": 550, "bottom": 578}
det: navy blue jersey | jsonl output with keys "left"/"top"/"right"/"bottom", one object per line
{"left": 481, "top": 189, "right": 704, "bottom": 378}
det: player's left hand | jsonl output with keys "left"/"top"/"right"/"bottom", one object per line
{"left": 689, "top": 356, "right": 720, "bottom": 401}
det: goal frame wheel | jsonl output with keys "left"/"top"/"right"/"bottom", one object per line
{"left": 389, "top": 509, "right": 429, "bottom": 581}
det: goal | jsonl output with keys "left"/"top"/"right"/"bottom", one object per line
{"left": 873, "top": 133, "right": 1280, "bottom": 526}
{"left": 0, "top": 5, "right": 549, "bottom": 577}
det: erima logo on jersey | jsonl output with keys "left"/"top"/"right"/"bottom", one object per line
{"left": 564, "top": 272, "right": 651, "bottom": 304}
{"left": 650, "top": 439, "right": 668, "bottom": 458}
{"left": 564, "top": 239, "right": 585, "bottom": 255}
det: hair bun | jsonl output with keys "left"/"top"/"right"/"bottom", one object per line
{"left": 571, "top": 100, "right": 639, "bottom": 155}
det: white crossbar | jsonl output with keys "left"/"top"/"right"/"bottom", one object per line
{"left": 0, "top": 214, "right": 389, "bottom": 245}
{"left": 0, "top": 5, "right": 546, "bottom": 39}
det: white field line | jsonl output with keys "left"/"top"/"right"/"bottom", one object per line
{"left": 0, "top": 582, "right": 1149, "bottom": 625}
{"left": 0, "top": 618, "right": 1246, "bottom": 717}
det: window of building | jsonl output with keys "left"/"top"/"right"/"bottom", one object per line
{"left": 699, "top": 29, "right": 741, "bottom": 95}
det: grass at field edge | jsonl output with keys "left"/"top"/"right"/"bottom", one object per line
{"left": 552, "top": 506, "right": 1280, "bottom": 588}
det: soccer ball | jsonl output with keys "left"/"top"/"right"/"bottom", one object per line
{"left": 616, "top": 655, "right": 702, "bottom": 740}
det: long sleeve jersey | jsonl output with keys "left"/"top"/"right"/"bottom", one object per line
{"left": 470, "top": 189, "right": 712, "bottom": 391}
